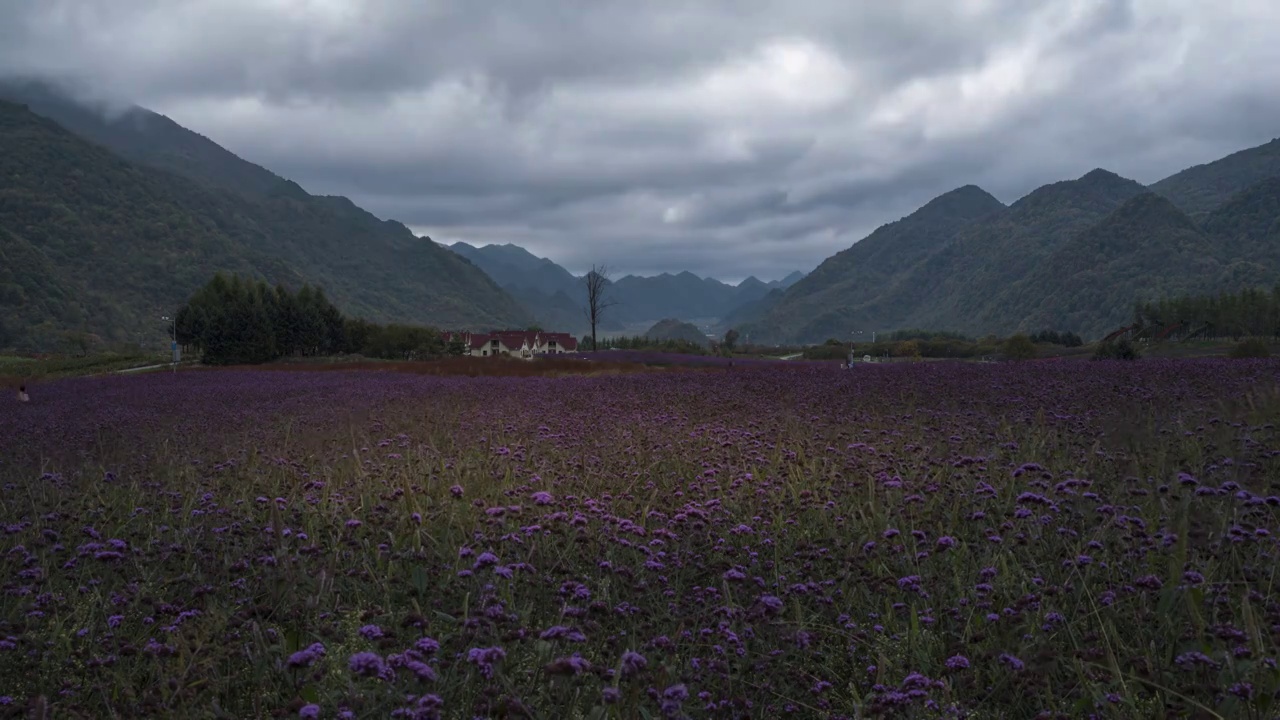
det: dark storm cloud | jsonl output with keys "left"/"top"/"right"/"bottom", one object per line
{"left": 2, "top": 0, "right": 1278, "bottom": 281}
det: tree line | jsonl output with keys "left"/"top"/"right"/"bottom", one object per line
{"left": 175, "top": 273, "right": 464, "bottom": 365}
{"left": 1134, "top": 285, "right": 1280, "bottom": 339}
{"left": 588, "top": 335, "right": 709, "bottom": 355}
{"left": 802, "top": 327, "right": 1083, "bottom": 361}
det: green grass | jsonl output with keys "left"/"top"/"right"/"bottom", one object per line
{"left": 0, "top": 352, "right": 167, "bottom": 382}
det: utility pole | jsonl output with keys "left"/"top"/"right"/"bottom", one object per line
{"left": 162, "top": 314, "right": 178, "bottom": 373}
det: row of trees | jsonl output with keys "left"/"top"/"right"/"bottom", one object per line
{"left": 590, "top": 335, "right": 708, "bottom": 355}
{"left": 1028, "top": 330, "right": 1084, "bottom": 347}
{"left": 175, "top": 274, "right": 463, "bottom": 365}
{"left": 1134, "top": 285, "right": 1280, "bottom": 339}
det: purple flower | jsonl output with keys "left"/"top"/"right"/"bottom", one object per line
{"left": 466, "top": 646, "right": 507, "bottom": 678}
{"left": 602, "top": 687, "right": 621, "bottom": 704}
{"left": 349, "top": 651, "right": 387, "bottom": 678}
{"left": 999, "top": 653, "right": 1025, "bottom": 671}
{"left": 935, "top": 536, "right": 957, "bottom": 550}
{"left": 1229, "top": 682, "right": 1254, "bottom": 700}
{"left": 531, "top": 491, "right": 554, "bottom": 505}
{"left": 449, "top": 485, "right": 464, "bottom": 498}
{"left": 358, "top": 624, "right": 384, "bottom": 640}
{"left": 540, "top": 625, "right": 587, "bottom": 642}
{"left": 945, "top": 655, "right": 970, "bottom": 670}
{"left": 404, "top": 660, "right": 437, "bottom": 682}
{"left": 547, "top": 653, "right": 593, "bottom": 675}
{"left": 1174, "top": 651, "right": 1219, "bottom": 669}
{"left": 288, "top": 643, "right": 327, "bottom": 669}
{"left": 299, "top": 704, "right": 320, "bottom": 719}
{"left": 413, "top": 637, "right": 440, "bottom": 656}
{"left": 344, "top": 519, "right": 362, "bottom": 529}
{"left": 620, "top": 650, "right": 648, "bottom": 677}
{"left": 1134, "top": 575, "right": 1163, "bottom": 591}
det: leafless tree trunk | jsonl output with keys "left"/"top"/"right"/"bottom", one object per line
{"left": 583, "top": 264, "right": 616, "bottom": 352}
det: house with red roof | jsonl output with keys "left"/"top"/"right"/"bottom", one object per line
{"left": 443, "top": 330, "right": 579, "bottom": 358}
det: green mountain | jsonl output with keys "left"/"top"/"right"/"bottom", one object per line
{"left": 742, "top": 138, "right": 1280, "bottom": 343}
{"left": 1151, "top": 138, "right": 1280, "bottom": 217}
{"left": 736, "top": 184, "right": 1007, "bottom": 340}
{"left": 450, "top": 242, "right": 581, "bottom": 298}
{"left": 0, "top": 83, "right": 531, "bottom": 351}
{"left": 0, "top": 96, "right": 529, "bottom": 351}
{"left": 983, "top": 193, "right": 1223, "bottom": 336}
{"left": 643, "top": 318, "right": 711, "bottom": 347}
{"left": 718, "top": 288, "right": 786, "bottom": 334}
{"left": 0, "top": 79, "right": 288, "bottom": 197}
{"left": 1200, "top": 176, "right": 1280, "bottom": 270}
{"left": 896, "top": 169, "right": 1150, "bottom": 333}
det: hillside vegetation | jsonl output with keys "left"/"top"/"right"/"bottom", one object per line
{"left": 738, "top": 139, "right": 1280, "bottom": 343}
{"left": 0, "top": 84, "right": 531, "bottom": 351}
{"left": 1151, "top": 137, "right": 1280, "bottom": 217}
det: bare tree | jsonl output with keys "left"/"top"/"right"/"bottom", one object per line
{"left": 583, "top": 264, "right": 617, "bottom": 352}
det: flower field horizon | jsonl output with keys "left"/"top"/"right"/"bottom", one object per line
{"left": 2, "top": 359, "right": 1279, "bottom": 718}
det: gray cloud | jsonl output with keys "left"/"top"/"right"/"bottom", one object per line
{"left": 3, "top": 0, "right": 1279, "bottom": 281}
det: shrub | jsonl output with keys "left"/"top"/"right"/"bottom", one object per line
{"left": 1003, "top": 334, "right": 1036, "bottom": 361}
{"left": 1093, "top": 338, "right": 1141, "bottom": 361}
{"left": 1229, "top": 338, "right": 1271, "bottom": 359}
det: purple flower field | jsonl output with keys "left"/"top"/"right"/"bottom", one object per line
{"left": 2, "top": 359, "right": 1279, "bottom": 718}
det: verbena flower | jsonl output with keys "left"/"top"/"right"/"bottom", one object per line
{"left": 349, "top": 651, "right": 387, "bottom": 678}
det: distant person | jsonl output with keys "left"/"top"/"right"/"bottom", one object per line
{"left": 17, "top": 385, "right": 29, "bottom": 403}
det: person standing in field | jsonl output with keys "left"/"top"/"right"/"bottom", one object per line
{"left": 17, "top": 384, "right": 29, "bottom": 403}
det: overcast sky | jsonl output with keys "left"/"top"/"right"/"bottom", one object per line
{"left": 3, "top": 1, "right": 1279, "bottom": 282}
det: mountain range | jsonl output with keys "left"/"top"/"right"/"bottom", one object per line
{"left": 448, "top": 241, "right": 803, "bottom": 335}
{"left": 732, "top": 140, "right": 1280, "bottom": 343}
{"left": 0, "top": 78, "right": 804, "bottom": 350}
{"left": 2, "top": 76, "right": 1278, "bottom": 350}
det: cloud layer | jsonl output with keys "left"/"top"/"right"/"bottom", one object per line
{"left": 4, "top": 0, "right": 1279, "bottom": 281}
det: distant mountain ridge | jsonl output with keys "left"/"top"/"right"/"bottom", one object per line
{"left": 737, "top": 136, "right": 1280, "bottom": 343}
{"left": 447, "top": 241, "right": 804, "bottom": 333}
{"left": 0, "top": 79, "right": 532, "bottom": 350}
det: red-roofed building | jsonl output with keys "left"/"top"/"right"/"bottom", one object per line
{"left": 443, "top": 330, "right": 579, "bottom": 358}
